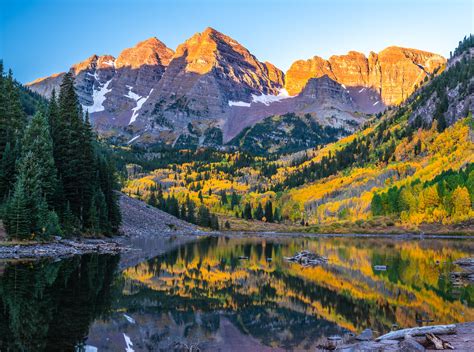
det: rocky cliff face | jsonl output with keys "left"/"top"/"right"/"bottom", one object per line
{"left": 27, "top": 29, "right": 446, "bottom": 148}
{"left": 131, "top": 27, "right": 286, "bottom": 144}
{"left": 286, "top": 46, "right": 446, "bottom": 105}
{"left": 28, "top": 38, "right": 174, "bottom": 130}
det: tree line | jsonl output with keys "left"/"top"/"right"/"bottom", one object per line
{"left": 0, "top": 64, "right": 121, "bottom": 239}
{"left": 145, "top": 184, "right": 220, "bottom": 230}
{"left": 371, "top": 164, "right": 474, "bottom": 224}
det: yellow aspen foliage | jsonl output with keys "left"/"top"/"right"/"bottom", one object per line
{"left": 423, "top": 185, "right": 440, "bottom": 210}
{"left": 451, "top": 186, "right": 471, "bottom": 218}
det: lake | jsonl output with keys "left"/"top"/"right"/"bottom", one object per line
{"left": 0, "top": 235, "right": 473, "bottom": 351}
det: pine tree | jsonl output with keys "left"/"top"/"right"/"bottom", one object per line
{"left": 186, "top": 195, "right": 196, "bottom": 223}
{"left": 21, "top": 112, "right": 59, "bottom": 207}
{"left": 4, "top": 176, "right": 31, "bottom": 239}
{"left": 4, "top": 70, "right": 26, "bottom": 145}
{"left": 230, "top": 191, "right": 239, "bottom": 210}
{"left": 80, "top": 111, "right": 95, "bottom": 229}
{"left": 220, "top": 190, "right": 228, "bottom": 205}
{"left": 197, "top": 205, "right": 211, "bottom": 227}
{"left": 0, "top": 142, "right": 16, "bottom": 201}
{"left": 148, "top": 191, "right": 157, "bottom": 207}
{"left": 254, "top": 203, "right": 264, "bottom": 221}
{"left": 210, "top": 214, "right": 219, "bottom": 230}
{"left": 56, "top": 72, "right": 85, "bottom": 219}
{"left": 0, "top": 61, "right": 7, "bottom": 155}
{"left": 264, "top": 200, "right": 273, "bottom": 222}
{"left": 244, "top": 203, "right": 253, "bottom": 220}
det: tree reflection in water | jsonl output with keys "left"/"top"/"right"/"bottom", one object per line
{"left": 0, "top": 254, "right": 120, "bottom": 351}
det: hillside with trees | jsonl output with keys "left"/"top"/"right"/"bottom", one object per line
{"left": 0, "top": 64, "right": 121, "bottom": 240}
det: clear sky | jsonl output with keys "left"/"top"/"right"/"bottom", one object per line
{"left": 1, "top": 0, "right": 472, "bottom": 83}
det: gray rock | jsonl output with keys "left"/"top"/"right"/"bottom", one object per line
{"left": 356, "top": 328, "right": 373, "bottom": 341}
{"left": 400, "top": 337, "right": 425, "bottom": 352}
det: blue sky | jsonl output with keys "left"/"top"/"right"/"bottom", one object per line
{"left": 1, "top": 0, "right": 472, "bottom": 83}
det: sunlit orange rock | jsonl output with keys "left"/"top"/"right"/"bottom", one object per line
{"left": 285, "top": 46, "right": 446, "bottom": 105}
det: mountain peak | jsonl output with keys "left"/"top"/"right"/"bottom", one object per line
{"left": 115, "top": 37, "right": 174, "bottom": 69}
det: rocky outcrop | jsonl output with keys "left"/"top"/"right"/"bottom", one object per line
{"left": 286, "top": 46, "right": 446, "bottom": 105}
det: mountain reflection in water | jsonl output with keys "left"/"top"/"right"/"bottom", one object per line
{"left": 0, "top": 235, "right": 473, "bottom": 351}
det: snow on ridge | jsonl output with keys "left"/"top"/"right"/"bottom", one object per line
{"left": 228, "top": 100, "right": 251, "bottom": 107}
{"left": 124, "top": 86, "right": 141, "bottom": 101}
{"left": 103, "top": 60, "right": 115, "bottom": 67}
{"left": 123, "top": 333, "right": 135, "bottom": 352}
{"left": 126, "top": 87, "right": 154, "bottom": 125}
{"left": 124, "top": 314, "right": 136, "bottom": 324}
{"left": 251, "top": 88, "right": 293, "bottom": 106}
{"left": 83, "top": 79, "right": 112, "bottom": 113}
{"left": 127, "top": 135, "right": 140, "bottom": 144}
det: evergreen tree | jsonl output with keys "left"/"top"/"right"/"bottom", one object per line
{"left": 3, "top": 70, "right": 26, "bottom": 146}
{"left": 243, "top": 203, "right": 253, "bottom": 220}
{"left": 0, "top": 142, "right": 16, "bottom": 200}
{"left": 56, "top": 72, "right": 85, "bottom": 219}
{"left": 80, "top": 111, "right": 95, "bottom": 228}
{"left": 21, "top": 112, "right": 59, "bottom": 207}
{"left": 220, "top": 190, "right": 228, "bottom": 205}
{"left": 254, "top": 203, "right": 264, "bottom": 221}
{"left": 197, "top": 205, "right": 211, "bottom": 227}
{"left": 4, "top": 176, "right": 31, "bottom": 239}
{"left": 210, "top": 214, "right": 219, "bottom": 230}
{"left": 186, "top": 195, "right": 196, "bottom": 223}
{"left": 148, "top": 191, "right": 157, "bottom": 207}
{"left": 264, "top": 200, "right": 273, "bottom": 222}
{"left": 230, "top": 191, "right": 239, "bottom": 210}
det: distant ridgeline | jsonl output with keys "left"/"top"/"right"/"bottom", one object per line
{"left": 0, "top": 63, "right": 121, "bottom": 240}
{"left": 122, "top": 35, "right": 473, "bottom": 230}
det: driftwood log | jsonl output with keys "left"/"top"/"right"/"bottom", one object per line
{"left": 376, "top": 324, "right": 456, "bottom": 341}
{"left": 426, "top": 333, "right": 455, "bottom": 350}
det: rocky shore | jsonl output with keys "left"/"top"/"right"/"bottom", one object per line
{"left": 0, "top": 238, "right": 125, "bottom": 259}
{"left": 0, "top": 194, "right": 202, "bottom": 260}
{"left": 321, "top": 322, "right": 474, "bottom": 351}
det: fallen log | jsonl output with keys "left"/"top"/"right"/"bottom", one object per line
{"left": 376, "top": 324, "right": 456, "bottom": 341}
{"left": 426, "top": 333, "right": 454, "bottom": 350}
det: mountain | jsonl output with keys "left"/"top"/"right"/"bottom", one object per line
{"left": 285, "top": 47, "right": 446, "bottom": 105}
{"left": 122, "top": 35, "right": 473, "bottom": 234}
{"left": 27, "top": 28, "right": 446, "bottom": 148}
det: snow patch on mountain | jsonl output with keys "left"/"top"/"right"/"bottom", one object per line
{"left": 84, "top": 79, "right": 112, "bottom": 113}
{"left": 126, "top": 87, "right": 154, "bottom": 124}
{"left": 103, "top": 60, "right": 115, "bottom": 67}
{"left": 228, "top": 100, "right": 251, "bottom": 107}
{"left": 251, "top": 88, "right": 293, "bottom": 106}
{"left": 123, "top": 333, "right": 134, "bottom": 352}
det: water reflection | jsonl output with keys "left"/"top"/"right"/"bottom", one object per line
{"left": 98, "top": 236, "right": 473, "bottom": 351}
{"left": 0, "top": 254, "right": 120, "bottom": 351}
{"left": 0, "top": 236, "right": 473, "bottom": 351}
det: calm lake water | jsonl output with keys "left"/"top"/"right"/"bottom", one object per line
{"left": 0, "top": 235, "right": 473, "bottom": 351}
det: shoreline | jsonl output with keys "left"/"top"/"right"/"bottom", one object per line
{"left": 0, "top": 231, "right": 472, "bottom": 260}
{"left": 0, "top": 238, "right": 126, "bottom": 260}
